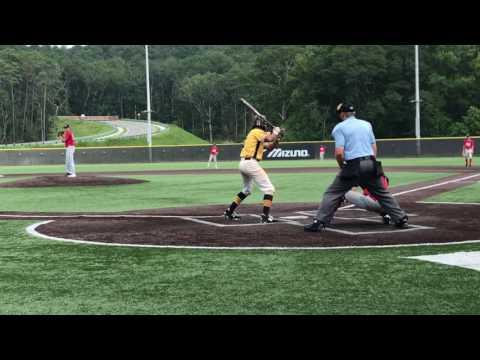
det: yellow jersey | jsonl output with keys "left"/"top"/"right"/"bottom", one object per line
{"left": 240, "top": 128, "right": 267, "bottom": 161}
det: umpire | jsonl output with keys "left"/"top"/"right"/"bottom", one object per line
{"left": 304, "top": 103, "right": 408, "bottom": 232}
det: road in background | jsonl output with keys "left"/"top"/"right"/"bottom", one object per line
{"left": 96, "top": 120, "right": 166, "bottom": 140}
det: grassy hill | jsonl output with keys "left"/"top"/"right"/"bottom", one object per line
{"left": 3, "top": 123, "right": 208, "bottom": 149}
{"left": 51, "top": 117, "right": 115, "bottom": 140}
{"left": 75, "top": 125, "right": 208, "bottom": 147}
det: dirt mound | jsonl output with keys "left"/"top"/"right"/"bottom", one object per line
{"left": 0, "top": 175, "right": 148, "bottom": 188}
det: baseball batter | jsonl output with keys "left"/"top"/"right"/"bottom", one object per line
{"left": 463, "top": 135, "right": 475, "bottom": 168}
{"left": 224, "top": 116, "right": 282, "bottom": 224}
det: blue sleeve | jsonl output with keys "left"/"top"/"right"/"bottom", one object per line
{"left": 369, "top": 123, "right": 376, "bottom": 144}
{"left": 332, "top": 126, "right": 345, "bottom": 148}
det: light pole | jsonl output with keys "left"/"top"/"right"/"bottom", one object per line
{"left": 145, "top": 45, "right": 153, "bottom": 162}
{"left": 414, "top": 45, "right": 421, "bottom": 156}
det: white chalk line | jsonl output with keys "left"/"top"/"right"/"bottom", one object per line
{"left": 9, "top": 213, "right": 294, "bottom": 229}
{"left": 390, "top": 173, "right": 480, "bottom": 197}
{"left": 297, "top": 172, "right": 480, "bottom": 214}
{"left": 417, "top": 201, "right": 480, "bottom": 206}
{"left": 296, "top": 211, "right": 418, "bottom": 218}
{"left": 0, "top": 214, "right": 226, "bottom": 220}
{"left": 286, "top": 216, "right": 433, "bottom": 235}
{"left": 26, "top": 220, "right": 480, "bottom": 251}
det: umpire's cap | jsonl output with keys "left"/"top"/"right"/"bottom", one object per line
{"left": 336, "top": 103, "right": 355, "bottom": 113}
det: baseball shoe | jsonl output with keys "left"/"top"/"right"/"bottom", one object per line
{"left": 381, "top": 214, "right": 392, "bottom": 225}
{"left": 304, "top": 219, "right": 326, "bottom": 232}
{"left": 261, "top": 214, "right": 275, "bottom": 224}
{"left": 224, "top": 209, "right": 241, "bottom": 221}
{"left": 395, "top": 216, "right": 409, "bottom": 229}
{"left": 67, "top": 174, "right": 77, "bottom": 178}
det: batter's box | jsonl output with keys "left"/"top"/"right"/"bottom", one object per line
{"left": 182, "top": 214, "right": 433, "bottom": 234}
{"left": 182, "top": 214, "right": 288, "bottom": 227}
{"left": 327, "top": 221, "right": 434, "bottom": 235}
{"left": 289, "top": 215, "right": 434, "bottom": 235}
{"left": 296, "top": 210, "right": 419, "bottom": 219}
{"left": 183, "top": 215, "right": 295, "bottom": 228}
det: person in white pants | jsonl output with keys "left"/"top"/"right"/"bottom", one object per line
{"left": 207, "top": 144, "right": 219, "bottom": 169}
{"left": 223, "top": 116, "right": 282, "bottom": 224}
{"left": 61, "top": 124, "right": 77, "bottom": 178}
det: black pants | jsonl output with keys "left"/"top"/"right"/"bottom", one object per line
{"left": 315, "top": 159, "right": 407, "bottom": 224}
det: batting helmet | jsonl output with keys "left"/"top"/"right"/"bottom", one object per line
{"left": 252, "top": 114, "right": 268, "bottom": 131}
{"left": 336, "top": 103, "right": 355, "bottom": 114}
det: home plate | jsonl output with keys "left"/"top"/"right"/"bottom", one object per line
{"left": 407, "top": 251, "right": 480, "bottom": 272}
{"left": 280, "top": 216, "right": 309, "bottom": 220}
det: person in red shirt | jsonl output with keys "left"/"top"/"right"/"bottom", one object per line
{"left": 344, "top": 175, "right": 392, "bottom": 224}
{"left": 463, "top": 135, "right": 475, "bottom": 168}
{"left": 61, "top": 124, "right": 77, "bottom": 178}
{"left": 207, "top": 144, "right": 219, "bottom": 169}
{"left": 319, "top": 145, "right": 326, "bottom": 161}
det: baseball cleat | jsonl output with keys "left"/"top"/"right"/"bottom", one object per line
{"left": 395, "top": 216, "right": 409, "bottom": 229}
{"left": 381, "top": 214, "right": 392, "bottom": 225}
{"left": 67, "top": 174, "right": 77, "bottom": 178}
{"left": 261, "top": 214, "right": 275, "bottom": 224}
{"left": 304, "top": 219, "right": 326, "bottom": 233}
{"left": 224, "top": 209, "right": 241, "bottom": 221}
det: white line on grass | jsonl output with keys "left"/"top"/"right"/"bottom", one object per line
{"left": 417, "top": 201, "right": 480, "bottom": 206}
{"left": 390, "top": 173, "right": 480, "bottom": 197}
{"left": 298, "top": 172, "right": 480, "bottom": 214}
{"left": 0, "top": 214, "right": 224, "bottom": 220}
{"left": 25, "top": 220, "right": 480, "bottom": 251}
{"left": 285, "top": 216, "right": 433, "bottom": 235}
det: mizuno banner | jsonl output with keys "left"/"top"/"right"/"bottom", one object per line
{"left": 264, "top": 144, "right": 315, "bottom": 160}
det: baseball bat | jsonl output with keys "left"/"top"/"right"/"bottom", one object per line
{"left": 240, "top": 98, "right": 276, "bottom": 129}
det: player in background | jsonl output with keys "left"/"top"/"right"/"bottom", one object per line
{"left": 61, "top": 124, "right": 77, "bottom": 178}
{"left": 208, "top": 144, "right": 219, "bottom": 169}
{"left": 463, "top": 135, "right": 475, "bottom": 168}
{"left": 320, "top": 145, "right": 326, "bottom": 161}
{"left": 224, "top": 116, "right": 282, "bottom": 224}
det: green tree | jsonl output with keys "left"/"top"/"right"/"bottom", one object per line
{"left": 179, "top": 72, "right": 227, "bottom": 143}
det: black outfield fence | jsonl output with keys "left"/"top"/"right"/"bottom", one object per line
{"left": 0, "top": 137, "right": 476, "bottom": 165}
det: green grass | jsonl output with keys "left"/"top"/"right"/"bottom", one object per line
{"left": 0, "top": 167, "right": 478, "bottom": 314}
{"left": 425, "top": 180, "right": 480, "bottom": 203}
{"left": 2, "top": 219, "right": 480, "bottom": 315}
{"left": 75, "top": 124, "right": 208, "bottom": 147}
{"left": 0, "top": 157, "right": 471, "bottom": 176}
{"left": 51, "top": 118, "right": 114, "bottom": 140}
{"left": 2, "top": 122, "right": 206, "bottom": 149}
{"left": 0, "top": 172, "right": 452, "bottom": 213}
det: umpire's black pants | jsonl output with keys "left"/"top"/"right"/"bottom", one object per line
{"left": 315, "top": 159, "right": 407, "bottom": 225}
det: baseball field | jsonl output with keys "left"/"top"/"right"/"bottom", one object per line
{"left": 0, "top": 157, "right": 479, "bottom": 315}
